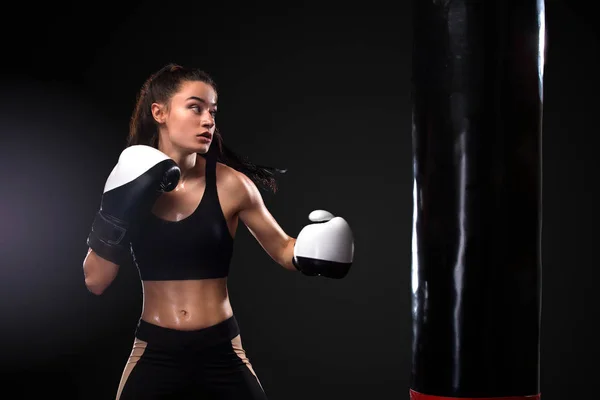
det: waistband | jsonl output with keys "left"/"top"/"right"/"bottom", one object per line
{"left": 135, "top": 316, "right": 240, "bottom": 352}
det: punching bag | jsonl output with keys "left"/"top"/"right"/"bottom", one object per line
{"left": 410, "top": 0, "right": 545, "bottom": 399}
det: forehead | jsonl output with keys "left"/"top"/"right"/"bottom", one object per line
{"left": 174, "top": 80, "right": 217, "bottom": 104}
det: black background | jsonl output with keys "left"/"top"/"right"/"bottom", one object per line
{"left": 0, "top": 1, "right": 598, "bottom": 399}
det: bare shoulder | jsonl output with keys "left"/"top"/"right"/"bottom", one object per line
{"left": 215, "top": 162, "right": 260, "bottom": 206}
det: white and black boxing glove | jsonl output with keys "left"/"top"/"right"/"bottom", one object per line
{"left": 86, "top": 145, "right": 180, "bottom": 265}
{"left": 292, "top": 210, "right": 354, "bottom": 279}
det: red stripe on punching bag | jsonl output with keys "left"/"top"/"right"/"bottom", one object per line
{"left": 410, "top": 390, "right": 541, "bottom": 400}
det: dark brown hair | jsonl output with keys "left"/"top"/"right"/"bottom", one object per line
{"left": 127, "top": 63, "right": 286, "bottom": 193}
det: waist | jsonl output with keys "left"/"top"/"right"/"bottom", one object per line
{"left": 135, "top": 315, "right": 240, "bottom": 352}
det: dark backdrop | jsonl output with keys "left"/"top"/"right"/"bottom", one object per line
{"left": 0, "top": 1, "right": 597, "bottom": 399}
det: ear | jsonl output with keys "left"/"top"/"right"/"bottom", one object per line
{"left": 151, "top": 102, "right": 167, "bottom": 124}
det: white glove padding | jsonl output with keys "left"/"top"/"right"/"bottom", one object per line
{"left": 292, "top": 210, "right": 354, "bottom": 279}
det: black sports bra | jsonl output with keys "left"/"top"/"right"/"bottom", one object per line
{"left": 130, "top": 155, "right": 234, "bottom": 280}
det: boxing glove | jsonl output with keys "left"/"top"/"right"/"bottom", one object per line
{"left": 292, "top": 210, "right": 354, "bottom": 279}
{"left": 86, "top": 145, "right": 180, "bottom": 265}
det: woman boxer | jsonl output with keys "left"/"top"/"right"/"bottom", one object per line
{"left": 82, "top": 63, "right": 353, "bottom": 399}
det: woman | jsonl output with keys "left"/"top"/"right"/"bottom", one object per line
{"left": 83, "top": 63, "right": 353, "bottom": 399}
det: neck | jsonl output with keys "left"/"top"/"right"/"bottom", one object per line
{"left": 158, "top": 146, "right": 206, "bottom": 187}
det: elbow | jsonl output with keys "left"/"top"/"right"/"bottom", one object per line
{"left": 85, "top": 281, "right": 105, "bottom": 296}
{"left": 82, "top": 249, "right": 118, "bottom": 295}
{"left": 84, "top": 276, "right": 110, "bottom": 295}
{"left": 281, "top": 237, "right": 297, "bottom": 271}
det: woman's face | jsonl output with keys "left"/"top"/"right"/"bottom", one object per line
{"left": 154, "top": 80, "right": 217, "bottom": 154}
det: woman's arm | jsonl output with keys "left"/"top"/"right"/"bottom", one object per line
{"left": 83, "top": 247, "right": 120, "bottom": 295}
{"left": 235, "top": 171, "right": 298, "bottom": 271}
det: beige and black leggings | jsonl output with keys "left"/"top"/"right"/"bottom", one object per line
{"left": 116, "top": 316, "right": 266, "bottom": 399}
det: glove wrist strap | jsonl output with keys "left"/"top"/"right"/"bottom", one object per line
{"left": 86, "top": 210, "right": 131, "bottom": 265}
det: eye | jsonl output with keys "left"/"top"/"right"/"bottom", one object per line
{"left": 190, "top": 105, "right": 201, "bottom": 112}
{"left": 210, "top": 110, "right": 217, "bottom": 117}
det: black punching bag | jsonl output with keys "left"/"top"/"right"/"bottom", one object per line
{"left": 410, "top": 0, "right": 545, "bottom": 399}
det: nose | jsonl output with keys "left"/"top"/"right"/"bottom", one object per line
{"left": 201, "top": 111, "right": 215, "bottom": 130}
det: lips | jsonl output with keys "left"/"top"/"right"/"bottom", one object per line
{"left": 197, "top": 132, "right": 212, "bottom": 140}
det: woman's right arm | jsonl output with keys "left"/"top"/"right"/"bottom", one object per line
{"left": 83, "top": 248, "right": 120, "bottom": 295}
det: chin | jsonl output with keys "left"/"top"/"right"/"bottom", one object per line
{"left": 193, "top": 143, "right": 211, "bottom": 154}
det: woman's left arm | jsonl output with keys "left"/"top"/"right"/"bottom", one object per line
{"left": 236, "top": 172, "right": 298, "bottom": 271}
